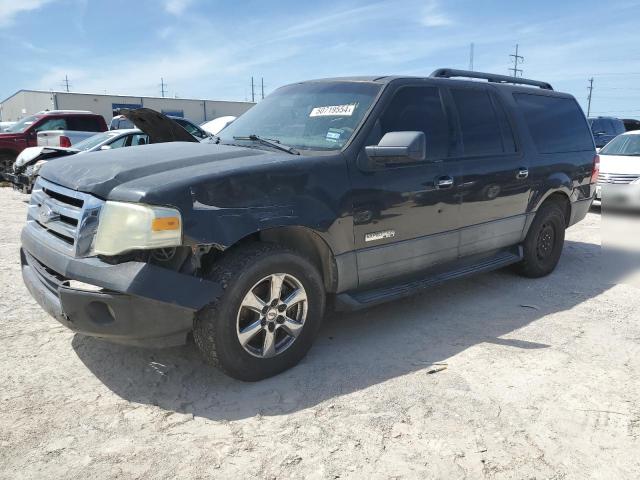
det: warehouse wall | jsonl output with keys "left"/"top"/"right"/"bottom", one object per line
{"left": 0, "top": 91, "right": 54, "bottom": 121}
{"left": 1, "top": 90, "right": 254, "bottom": 124}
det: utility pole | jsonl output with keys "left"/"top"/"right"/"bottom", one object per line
{"left": 160, "top": 77, "right": 167, "bottom": 98}
{"left": 251, "top": 76, "right": 256, "bottom": 102}
{"left": 469, "top": 43, "right": 474, "bottom": 71}
{"left": 62, "top": 75, "right": 71, "bottom": 92}
{"left": 587, "top": 77, "right": 594, "bottom": 117}
{"left": 509, "top": 44, "right": 524, "bottom": 77}
{"left": 261, "top": 77, "right": 265, "bottom": 100}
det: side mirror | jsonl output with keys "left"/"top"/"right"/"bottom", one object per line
{"left": 99, "top": 145, "right": 112, "bottom": 151}
{"left": 365, "top": 131, "right": 426, "bottom": 166}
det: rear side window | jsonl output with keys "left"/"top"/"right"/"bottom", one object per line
{"left": 70, "top": 116, "right": 103, "bottom": 132}
{"left": 380, "top": 86, "right": 451, "bottom": 159}
{"left": 514, "top": 93, "right": 593, "bottom": 153}
{"left": 451, "top": 89, "right": 516, "bottom": 155}
{"left": 35, "top": 118, "right": 67, "bottom": 132}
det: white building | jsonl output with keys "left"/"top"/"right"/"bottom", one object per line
{"left": 0, "top": 90, "right": 254, "bottom": 124}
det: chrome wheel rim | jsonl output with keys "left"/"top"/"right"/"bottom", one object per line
{"left": 236, "top": 273, "right": 308, "bottom": 358}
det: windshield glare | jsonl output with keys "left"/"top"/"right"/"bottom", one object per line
{"left": 600, "top": 134, "right": 640, "bottom": 156}
{"left": 4, "top": 115, "right": 40, "bottom": 133}
{"left": 219, "top": 81, "right": 381, "bottom": 151}
{"left": 73, "top": 131, "right": 120, "bottom": 151}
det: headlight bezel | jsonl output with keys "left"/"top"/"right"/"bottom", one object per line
{"left": 92, "top": 201, "right": 183, "bottom": 256}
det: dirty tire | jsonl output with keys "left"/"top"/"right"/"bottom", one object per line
{"left": 515, "top": 201, "right": 566, "bottom": 278}
{"left": 0, "top": 153, "right": 15, "bottom": 175}
{"left": 193, "top": 243, "right": 325, "bottom": 381}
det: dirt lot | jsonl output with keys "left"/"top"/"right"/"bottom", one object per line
{"left": 0, "top": 186, "right": 639, "bottom": 480}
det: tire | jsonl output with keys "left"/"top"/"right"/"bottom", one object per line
{"left": 0, "top": 153, "right": 15, "bottom": 175}
{"left": 193, "top": 243, "right": 325, "bottom": 381}
{"left": 515, "top": 201, "right": 566, "bottom": 278}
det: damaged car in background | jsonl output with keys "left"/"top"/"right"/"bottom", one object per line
{"left": 4, "top": 108, "right": 199, "bottom": 193}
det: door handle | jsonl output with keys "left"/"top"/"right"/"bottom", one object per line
{"left": 435, "top": 176, "right": 454, "bottom": 189}
{"left": 516, "top": 168, "right": 529, "bottom": 180}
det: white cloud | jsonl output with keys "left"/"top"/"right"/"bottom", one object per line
{"left": 164, "top": 0, "right": 193, "bottom": 15}
{"left": 0, "top": 0, "right": 55, "bottom": 27}
{"left": 420, "top": 0, "right": 452, "bottom": 27}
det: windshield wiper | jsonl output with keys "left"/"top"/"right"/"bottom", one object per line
{"left": 233, "top": 134, "right": 299, "bottom": 155}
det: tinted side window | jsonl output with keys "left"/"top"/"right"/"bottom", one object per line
{"left": 35, "top": 118, "right": 67, "bottom": 132}
{"left": 380, "top": 86, "right": 450, "bottom": 159}
{"left": 451, "top": 89, "right": 513, "bottom": 155}
{"left": 514, "top": 94, "right": 593, "bottom": 153}
{"left": 69, "top": 116, "right": 103, "bottom": 132}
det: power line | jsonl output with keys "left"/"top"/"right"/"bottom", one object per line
{"left": 587, "top": 77, "right": 594, "bottom": 117}
{"left": 509, "top": 44, "right": 523, "bottom": 77}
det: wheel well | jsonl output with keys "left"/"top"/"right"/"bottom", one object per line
{"left": 541, "top": 192, "right": 571, "bottom": 227}
{"left": 203, "top": 227, "right": 338, "bottom": 293}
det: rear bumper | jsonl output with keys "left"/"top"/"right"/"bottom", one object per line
{"left": 21, "top": 225, "right": 223, "bottom": 347}
{"left": 568, "top": 195, "right": 595, "bottom": 227}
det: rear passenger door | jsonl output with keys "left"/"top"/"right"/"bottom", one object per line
{"left": 449, "top": 86, "right": 530, "bottom": 257}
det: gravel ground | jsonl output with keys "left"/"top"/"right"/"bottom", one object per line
{"left": 0, "top": 186, "right": 639, "bottom": 480}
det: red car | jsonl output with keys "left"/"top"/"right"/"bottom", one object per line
{"left": 0, "top": 110, "right": 106, "bottom": 173}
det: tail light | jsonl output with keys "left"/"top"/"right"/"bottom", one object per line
{"left": 59, "top": 135, "right": 72, "bottom": 148}
{"left": 590, "top": 153, "right": 600, "bottom": 184}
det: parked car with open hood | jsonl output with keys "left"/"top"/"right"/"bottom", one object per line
{"left": 0, "top": 110, "right": 107, "bottom": 173}
{"left": 20, "top": 69, "right": 596, "bottom": 381}
{"left": 595, "top": 130, "right": 640, "bottom": 209}
{"left": 5, "top": 108, "right": 198, "bottom": 193}
{"left": 110, "top": 112, "right": 213, "bottom": 141}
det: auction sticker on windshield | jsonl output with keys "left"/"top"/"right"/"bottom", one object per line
{"left": 310, "top": 104, "right": 356, "bottom": 117}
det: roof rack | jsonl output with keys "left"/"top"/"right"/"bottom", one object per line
{"left": 430, "top": 68, "right": 553, "bottom": 91}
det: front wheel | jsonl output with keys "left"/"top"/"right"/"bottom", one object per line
{"left": 193, "top": 243, "right": 325, "bottom": 381}
{"left": 0, "top": 153, "right": 15, "bottom": 175}
{"left": 515, "top": 201, "right": 566, "bottom": 278}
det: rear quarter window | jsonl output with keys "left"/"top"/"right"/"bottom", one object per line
{"left": 69, "top": 116, "right": 104, "bottom": 132}
{"left": 513, "top": 93, "right": 593, "bottom": 153}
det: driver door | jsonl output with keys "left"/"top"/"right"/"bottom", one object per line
{"left": 348, "top": 85, "right": 462, "bottom": 287}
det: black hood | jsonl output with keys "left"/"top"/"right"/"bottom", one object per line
{"left": 38, "top": 142, "right": 293, "bottom": 201}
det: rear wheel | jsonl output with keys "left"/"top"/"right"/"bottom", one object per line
{"left": 515, "top": 201, "right": 566, "bottom": 278}
{"left": 193, "top": 243, "right": 325, "bottom": 381}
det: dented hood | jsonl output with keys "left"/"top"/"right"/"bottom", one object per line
{"left": 121, "top": 108, "right": 199, "bottom": 144}
{"left": 38, "top": 141, "right": 291, "bottom": 201}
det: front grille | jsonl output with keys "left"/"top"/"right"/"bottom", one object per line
{"left": 597, "top": 173, "right": 640, "bottom": 185}
{"left": 27, "top": 177, "right": 104, "bottom": 257}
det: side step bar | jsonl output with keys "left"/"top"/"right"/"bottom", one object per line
{"left": 334, "top": 248, "right": 523, "bottom": 311}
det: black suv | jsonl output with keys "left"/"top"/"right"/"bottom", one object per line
{"left": 588, "top": 116, "right": 626, "bottom": 148}
{"left": 21, "top": 69, "right": 597, "bottom": 380}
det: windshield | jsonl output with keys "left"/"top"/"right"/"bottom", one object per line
{"left": 3, "top": 115, "right": 41, "bottom": 133}
{"left": 600, "top": 134, "right": 640, "bottom": 156}
{"left": 73, "top": 131, "right": 121, "bottom": 151}
{"left": 219, "top": 81, "right": 381, "bottom": 151}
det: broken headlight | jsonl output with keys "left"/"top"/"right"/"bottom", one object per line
{"left": 93, "top": 201, "right": 182, "bottom": 256}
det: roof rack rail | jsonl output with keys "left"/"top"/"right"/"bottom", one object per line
{"left": 430, "top": 68, "right": 553, "bottom": 91}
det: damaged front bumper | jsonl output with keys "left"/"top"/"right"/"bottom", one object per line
{"left": 21, "top": 225, "right": 223, "bottom": 347}
{"left": 2, "top": 172, "right": 33, "bottom": 193}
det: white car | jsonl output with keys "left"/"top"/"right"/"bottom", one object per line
{"left": 8, "top": 129, "right": 148, "bottom": 192}
{"left": 595, "top": 130, "right": 640, "bottom": 209}
{"left": 201, "top": 116, "right": 236, "bottom": 135}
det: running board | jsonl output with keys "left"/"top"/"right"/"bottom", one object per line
{"left": 334, "top": 248, "right": 523, "bottom": 311}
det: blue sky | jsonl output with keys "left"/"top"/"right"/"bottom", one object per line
{"left": 1, "top": 0, "right": 639, "bottom": 117}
